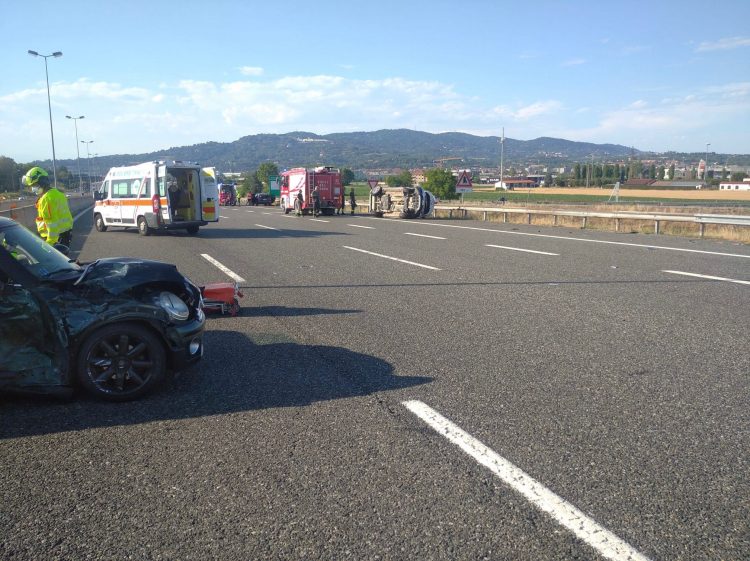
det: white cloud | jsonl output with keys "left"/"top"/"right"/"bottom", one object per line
{"left": 239, "top": 66, "right": 264, "bottom": 76}
{"left": 555, "top": 82, "right": 750, "bottom": 149}
{"left": 513, "top": 101, "right": 562, "bottom": 119}
{"left": 4, "top": 69, "right": 747, "bottom": 160}
{"left": 696, "top": 36, "right": 750, "bottom": 52}
{"left": 561, "top": 58, "right": 586, "bottom": 67}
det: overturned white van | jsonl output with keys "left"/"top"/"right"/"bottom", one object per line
{"left": 93, "top": 161, "right": 219, "bottom": 236}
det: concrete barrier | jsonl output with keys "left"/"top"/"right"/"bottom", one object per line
{"left": 0, "top": 195, "right": 93, "bottom": 230}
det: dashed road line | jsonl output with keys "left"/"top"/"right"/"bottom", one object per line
{"left": 348, "top": 224, "right": 375, "bottom": 229}
{"left": 344, "top": 246, "right": 441, "bottom": 270}
{"left": 255, "top": 224, "right": 278, "bottom": 230}
{"left": 405, "top": 232, "right": 446, "bottom": 240}
{"left": 486, "top": 244, "right": 559, "bottom": 256}
{"left": 309, "top": 218, "right": 330, "bottom": 223}
{"left": 403, "top": 400, "right": 651, "bottom": 561}
{"left": 396, "top": 219, "right": 750, "bottom": 259}
{"left": 662, "top": 270, "right": 750, "bottom": 285}
{"left": 200, "top": 254, "right": 246, "bottom": 283}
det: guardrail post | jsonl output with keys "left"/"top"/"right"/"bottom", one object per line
{"left": 615, "top": 218, "right": 620, "bottom": 232}
{"left": 699, "top": 223, "right": 705, "bottom": 238}
{"left": 553, "top": 215, "right": 558, "bottom": 226}
{"left": 503, "top": 212, "right": 508, "bottom": 223}
{"left": 655, "top": 220, "right": 660, "bottom": 235}
{"left": 449, "top": 209, "right": 453, "bottom": 219}
{"left": 582, "top": 216, "right": 587, "bottom": 229}
{"left": 482, "top": 211, "right": 487, "bottom": 221}
{"left": 527, "top": 213, "right": 532, "bottom": 224}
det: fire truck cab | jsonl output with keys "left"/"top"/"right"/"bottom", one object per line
{"left": 279, "top": 166, "right": 342, "bottom": 215}
{"left": 93, "top": 161, "right": 219, "bottom": 236}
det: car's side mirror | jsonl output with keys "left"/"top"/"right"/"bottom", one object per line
{"left": 93, "top": 191, "right": 103, "bottom": 201}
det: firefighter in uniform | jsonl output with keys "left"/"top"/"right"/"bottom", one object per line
{"left": 23, "top": 167, "right": 74, "bottom": 246}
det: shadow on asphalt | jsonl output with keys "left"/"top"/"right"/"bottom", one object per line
{"left": 0, "top": 330, "right": 432, "bottom": 439}
{"left": 236, "top": 306, "right": 361, "bottom": 318}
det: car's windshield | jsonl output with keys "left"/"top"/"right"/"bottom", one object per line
{"left": 0, "top": 223, "right": 81, "bottom": 279}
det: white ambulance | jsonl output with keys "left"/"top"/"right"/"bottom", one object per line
{"left": 93, "top": 161, "right": 219, "bottom": 236}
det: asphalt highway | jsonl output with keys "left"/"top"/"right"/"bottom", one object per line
{"left": 2, "top": 206, "right": 749, "bottom": 560}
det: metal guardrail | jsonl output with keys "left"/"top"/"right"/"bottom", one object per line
{"left": 432, "top": 205, "right": 750, "bottom": 237}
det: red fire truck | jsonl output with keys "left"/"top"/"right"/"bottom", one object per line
{"left": 279, "top": 167, "right": 342, "bottom": 215}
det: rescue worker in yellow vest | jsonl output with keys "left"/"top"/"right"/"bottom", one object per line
{"left": 22, "top": 167, "right": 73, "bottom": 246}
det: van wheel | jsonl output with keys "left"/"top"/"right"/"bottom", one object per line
{"left": 186, "top": 225, "right": 199, "bottom": 235}
{"left": 138, "top": 217, "right": 151, "bottom": 236}
{"left": 94, "top": 214, "right": 108, "bottom": 232}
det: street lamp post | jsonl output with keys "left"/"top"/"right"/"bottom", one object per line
{"left": 66, "top": 115, "right": 85, "bottom": 191}
{"left": 28, "top": 50, "right": 63, "bottom": 188}
{"left": 81, "top": 140, "right": 94, "bottom": 191}
{"left": 705, "top": 143, "right": 711, "bottom": 184}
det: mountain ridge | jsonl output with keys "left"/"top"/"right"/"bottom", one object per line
{"left": 50, "top": 129, "right": 741, "bottom": 173}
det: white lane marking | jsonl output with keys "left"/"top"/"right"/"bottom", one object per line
{"left": 663, "top": 270, "right": 750, "bottom": 285}
{"left": 246, "top": 210, "right": 255, "bottom": 213}
{"left": 344, "top": 246, "right": 441, "bottom": 270}
{"left": 348, "top": 224, "right": 375, "bottom": 229}
{"left": 395, "top": 219, "right": 750, "bottom": 260}
{"left": 486, "top": 244, "right": 559, "bottom": 256}
{"left": 309, "top": 218, "right": 330, "bottom": 223}
{"left": 200, "top": 254, "right": 246, "bottom": 283}
{"left": 405, "top": 232, "right": 446, "bottom": 240}
{"left": 403, "top": 400, "right": 651, "bottom": 561}
{"left": 255, "top": 224, "right": 278, "bottom": 230}
{"left": 262, "top": 212, "right": 276, "bottom": 215}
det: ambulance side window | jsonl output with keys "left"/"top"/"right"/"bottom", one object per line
{"left": 158, "top": 177, "right": 166, "bottom": 197}
{"left": 138, "top": 179, "right": 151, "bottom": 198}
{"left": 112, "top": 180, "right": 130, "bottom": 199}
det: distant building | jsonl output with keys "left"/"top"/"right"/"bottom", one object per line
{"left": 495, "top": 178, "right": 536, "bottom": 190}
{"left": 719, "top": 179, "right": 750, "bottom": 191}
{"left": 651, "top": 180, "right": 704, "bottom": 189}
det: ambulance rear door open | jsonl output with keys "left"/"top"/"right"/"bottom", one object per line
{"left": 200, "top": 168, "right": 219, "bottom": 222}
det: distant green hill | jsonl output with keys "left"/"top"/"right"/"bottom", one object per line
{"left": 52, "top": 129, "right": 667, "bottom": 173}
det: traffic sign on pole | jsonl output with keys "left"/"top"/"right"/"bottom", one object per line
{"left": 455, "top": 170, "right": 473, "bottom": 193}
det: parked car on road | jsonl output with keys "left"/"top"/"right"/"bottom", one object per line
{"left": 254, "top": 193, "right": 275, "bottom": 206}
{"left": 0, "top": 217, "right": 205, "bottom": 401}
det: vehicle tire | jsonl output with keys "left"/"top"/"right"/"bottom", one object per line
{"left": 138, "top": 216, "right": 151, "bottom": 236}
{"left": 76, "top": 322, "right": 166, "bottom": 401}
{"left": 94, "top": 213, "right": 108, "bottom": 232}
{"left": 186, "top": 225, "right": 199, "bottom": 235}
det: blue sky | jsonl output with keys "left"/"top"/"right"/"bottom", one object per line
{"left": 2, "top": 0, "right": 749, "bottom": 163}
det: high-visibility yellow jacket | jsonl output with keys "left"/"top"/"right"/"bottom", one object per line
{"left": 36, "top": 188, "right": 73, "bottom": 244}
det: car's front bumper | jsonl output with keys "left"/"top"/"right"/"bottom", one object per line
{"left": 163, "top": 309, "right": 205, "bottom": 372}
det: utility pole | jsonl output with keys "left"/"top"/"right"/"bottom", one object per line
{"left": 499, "top": 127, "right": 505, "bottom": 191}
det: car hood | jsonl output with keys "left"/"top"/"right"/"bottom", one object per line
{"left": 80, "top": 257, "right": 200, "bottom": 301}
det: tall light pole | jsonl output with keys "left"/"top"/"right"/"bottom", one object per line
{"left": 705, "top": 142, "right": 711, "bottom": 183}
{"left": 66, "top": 115, "right": 85, "bottom": 191}
{"left": 28, "top": 50, "right": 63, "bottom": 188}
{"left": 81, "top": 140, "right": 94, "bottom": 191}
{"left": 499, "top": 127, "right": 505, "bottom": 191}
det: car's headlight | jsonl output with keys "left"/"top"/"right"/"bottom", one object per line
{"left": 158, "top": 291, "right": 190, "bottom": 321}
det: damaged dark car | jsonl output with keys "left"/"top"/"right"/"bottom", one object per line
{"left": 0, "top": 217, "right": 205, "bottom": 401}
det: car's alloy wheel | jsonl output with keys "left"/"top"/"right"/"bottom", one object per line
{"left": 77, "top": 323, "right": 166, "bottom": 401}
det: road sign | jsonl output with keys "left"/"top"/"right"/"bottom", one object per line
{"left": 456, "top": 170, "right": 473, "bottom": 193}
{"left": 269, "top": 175, "right": 280, "bottom": 196}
